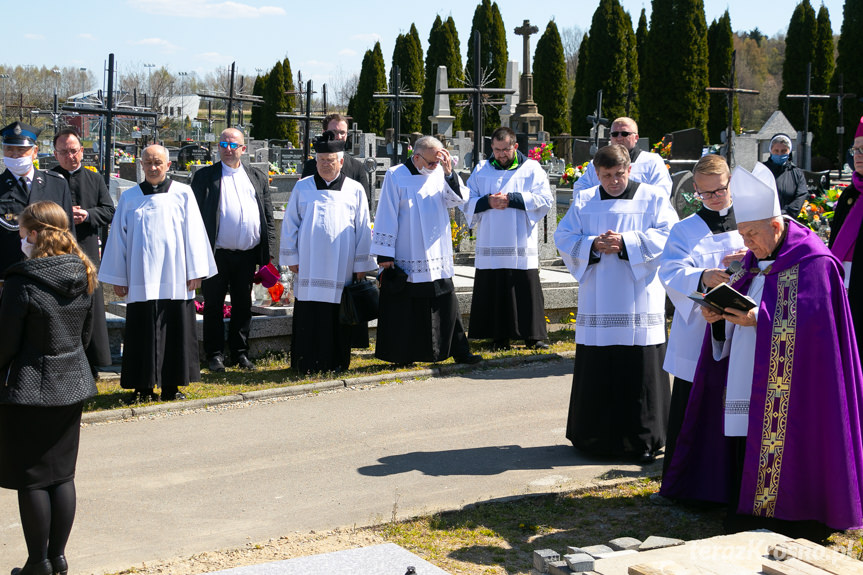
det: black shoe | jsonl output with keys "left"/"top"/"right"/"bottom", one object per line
{"left": 49, "top": 555, "right": 68, "bottom": 575}
{"left": 11, "top": 559, "right": 53, "bottom": 575}
{"left": 161, "top": 391, "right": 187, "bottom": 401}
{"left": 455, "top": 353, "right": 482, "bottom": 365}
{"left": 638, "top": 449, "right": 659, "bottom": 464}
{"left": 230, "top": 354, "right": 255, "bottom": 370}
{"left": 491, "top": 339, "right": 511, "bottom": 351}
{"left": 208, "top": 355, "right": 226, "bottom": 372}
{"left": 526, "top": 340, "right": 549, "bottom": 350}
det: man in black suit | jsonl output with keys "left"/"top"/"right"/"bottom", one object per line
{"left": 51, "top": 127, "right": 115, "bottom": 373}
{"left": 301, "top": 113, "right": 370, "bottom": 197}
{"left": 191, "top": 128, "right": 276, "bottom": 371}
{"left": 0, "top": 122, "right": 74, "bottom": 278}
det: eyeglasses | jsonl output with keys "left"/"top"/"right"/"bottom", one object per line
{"left": 851, "top": 147, "right": 863, "bottom": 156}
{"left": 55, "top": 148, "right": 82, "bottom": 156}
{"left": 218, "top": 141, "right": 242, "bottom": 150}
{"left": 417, "top": 155, "right": 440, "bottom": 167}
{"left": 694, "top": 185, "right": 729, "bottom": 199}
{"left": 610, "top": 131, "right": 635, "bottom": 138}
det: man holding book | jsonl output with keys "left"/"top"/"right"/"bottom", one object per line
{"left": 661, "top": 165, "right": 863, "bottom": 537}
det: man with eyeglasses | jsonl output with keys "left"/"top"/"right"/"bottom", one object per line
{"left": 280, "top": 131, "right": 376, "bottom": 373}
{"left": 50, "top": 127, "right": 115, "bottom": 375}
{"left": 371, "top": 136, "right": 481, "bottom": 365}
{"left": 555, "top": 144, "right": 678, "bottom": 462}
{"left": 0, "top": 122, "right": 73, "bottom": 279}
{"left": 571, "top": 117, "right": 672, "bottom": 197}
{"left": 662, "top": 164, "right": 863, "bottom": 538}
{"left": 658, "top": 154, "right": 744, "bottom": 480}
{"left": 191, "top": 128, "right": 276, "bottom": 372}
{"left": 462, "top": 126, "right": 554, "bottom": 350}
{"left": 301, "top": 113, "right": 370, "bottom": 198}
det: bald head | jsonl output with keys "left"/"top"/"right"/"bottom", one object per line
{"left": 142, "top": 145, "right": 171, "bottom": 185}
{"left": 610, "top": 117, "right": 639, "bottom": 151}
{"left": 220, "top": 128, "right": 244, "bottom": 144}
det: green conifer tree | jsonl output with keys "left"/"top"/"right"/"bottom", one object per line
{"left": 423, "top": 16, "right": 465, "bottom": 134}
{"left": 266, "top": 61, "right": 289, "bottom": 140}
{"left": 636, "top": 9, "right": 649, "bottom": 86}
{"left": 571, "top": 32, "right": 589, "bottom": 134}
{"left": 833, "top": 0, "right": 863, "bottom": 166}
{"left": 354, "top": 43, "right": 388, "bottom": 135}
{"left": 706, "top": 11, "right": 739, "bottom": 144}
{"left": 533, "top": 21, "right": 569, "bottom": 135}
{"left": 779, "top": 1, "right": 817, "bottom": 133}
{"left": 813, "top": 5, "right": 835, "bottom": 159}
{"left": 463, "top": 0, "right": 508, "bottom": 133}
{"left": 641, "top": 0, "right": 709, "bottom": 140}
{"left": 392, "top": 25, "right": 425, "bottom": 134}
{"left": 251, "top": 74, "right": 267, "bottom": 139}
{"left": 281, "top": 57, "right": 298, "bottom": 146}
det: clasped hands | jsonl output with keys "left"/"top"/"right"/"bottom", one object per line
{"left": 592, "top": 230, "right": 623, "bottom": 255}
{"left": 488, "top": 192, "right": 509, "bottom": 209}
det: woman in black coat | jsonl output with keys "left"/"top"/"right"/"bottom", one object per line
{"left": 0, "top": 201, "right": 98, "bottom": 575}
{"left": 761, "top": 133, "right": 809, "bottom": 218}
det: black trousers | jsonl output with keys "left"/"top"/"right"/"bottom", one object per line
{"left": 202, "top": 248, "right": 258, "bottom": 359}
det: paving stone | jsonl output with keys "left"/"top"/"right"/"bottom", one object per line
{"left": 638, "top": 535, "right": 686, "bottom": 551}
{"left": 595, "top": 549, "right": 639, "bottom": 559}
{"left": 608, "top": 536, "right": 642, "bottom": 551}
{"left": 547, "top": 560, "right": 573, "bottom": 575}
{"left": 579, "top": 544, "right": 614, "bottom": 558}
{"left": 533, "top": 549, "right": 560, "bottom": 572}
{"left": 563, "top": 552, "right": 595, "bottom": 571}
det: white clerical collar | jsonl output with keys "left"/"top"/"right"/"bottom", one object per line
{"left": 222, "top": 162, "right": 243, "bottom": 175}
{"left": 703, "top": 204, "right": 731, "bottom": 216}
{"left": 323, "top": 175, "right": 339, "bottom": 186}
{"left": 69, "top": 166, "right": 81, "bottom": 175}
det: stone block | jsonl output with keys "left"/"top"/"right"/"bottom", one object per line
{"left": 638, "top": 535, "right": 685, "bottom": 551}
{"left": 533, "top": 549, "right": 560, "bottom": 572}
{"left": 563, "top": 552, "right": 594, "bottom": 571}
{"left": 578, "top": 544, "right": 614, "bottom": 558}
{"left": 608, "top": 536, "right": 642, "bottom": 551}
{"left": 546, "top": 560, "right": 573, "bottom": 575}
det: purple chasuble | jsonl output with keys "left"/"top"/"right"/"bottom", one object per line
{"left": 662, "top": 219, "right": 863, "bottom": 530}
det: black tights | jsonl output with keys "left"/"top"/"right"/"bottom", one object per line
{"left": 17, "top": 480, "right": 76, "bottom": 563}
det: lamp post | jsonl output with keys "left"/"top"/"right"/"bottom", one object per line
{"left": 0, "top": 74, "right": 9, "bottom": 124}
{"left": 78, "top": 67, "right": 87, "bottom": 98}
{"left": 178, "top": 71, "right": 188, "bottom": 141}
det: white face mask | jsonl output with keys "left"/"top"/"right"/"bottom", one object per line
{"left": 419, "top": 166, "right": 436, "bottom": 176}
{"left": 20, "top": 236, "right": 34, "bottom": 258}
{"left": 4, "top": 155, "right": 34, "bottom": 177}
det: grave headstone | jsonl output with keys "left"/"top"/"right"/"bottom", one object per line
{"left": 245, "top": 139, "right": 266, "bottom": 159}
{"left": 667, "top": 128, "right": 704, "bottom": 160}
{"left": 177, "top": 144, "right": 211, "bottom": 170}
{"left": 255, "top": 147, "right": 269, "bottom": 163}
{"left": 356, "top": 133, "right": 378, "bottom": 158}
{"left": 499, "top": 61, "right": 520, "bottom": 128}
{"left": 429, "top": 66, "right": 456, "bottom": 139}
{"left": 278, "top": 148, "right": 305, "bottom": 174}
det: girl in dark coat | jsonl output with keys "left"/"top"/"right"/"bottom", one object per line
{"left": 0, "top": 201, "right": 98, "bottom": 575}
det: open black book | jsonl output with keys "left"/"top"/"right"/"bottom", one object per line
{"left": 688, "top": 283, "right": 757, "bottom": 314}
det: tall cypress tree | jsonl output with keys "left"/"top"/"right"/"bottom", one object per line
{"left": 579, "top": 0, "right": 638, "bottom": 130}
{"left": 635, "top": 9, "right": 649, "bottom": 86}
{"left": 463, "top": 0, "right": 509, "bottom": 133}
{"left": 833, "top": 0, "right": 863, "bottom": 165}
{"left": 422, "top": 16, "right": 464, "bottom": 133}
{"left": 533, "top": 20, "right": 568, "bottom": 135}
{"left": 392, "top": 25, "right": 424, "bottom": 134}
{"left": 266, "top": 61, "right": 289, "bottom": 140}
{"left": 251, "top": 73, "right": 267, "bottom": 139}
{"left": 706, "top": 11, "right": 738, "bottom": 144}
{"left": 813, "top": 5, "right": 835, "bottom": 158}
{"left": 281, "top": 57, "right": 298, "bottom": 146}
{"left": 779, "top": 1, "right": 817, "bottom": 133}
{"left": 571, "top": 32, "right": 590, "bottom": 134}
{"left": 641, "top": 0, "right": 709, "bottom": 140}
{"left": 353, "top": 42, "right": 388, "bottom": 135}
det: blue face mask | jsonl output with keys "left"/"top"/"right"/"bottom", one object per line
{"left": 771, "top": 153, "right": 789, "bottom": 165}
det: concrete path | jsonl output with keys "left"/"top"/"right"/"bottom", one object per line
{"left": 0, "top": 359, "right": 656, "bottom": 575}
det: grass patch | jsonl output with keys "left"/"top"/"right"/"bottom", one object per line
{"left": 85, "top": 329, "right": 578, "bottom": 413}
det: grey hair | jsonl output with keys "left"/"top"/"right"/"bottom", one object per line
{"left": 413, "top": 136, "right": 444, "bottom": 154}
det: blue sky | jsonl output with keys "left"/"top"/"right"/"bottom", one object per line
{"left": 7, "top": 0, "right": 847, "bottom": 90}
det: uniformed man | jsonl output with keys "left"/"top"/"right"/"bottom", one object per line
{"left": 51, "top": 127, "right": 115, "bottom": 374}
{"left": 0, "top": 122, "right": 74, "bottom": 280}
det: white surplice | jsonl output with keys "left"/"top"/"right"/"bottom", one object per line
{"left": 659, "top": 212, "right": 744, "bottom": 381}
{"left": 554, "top": 182, "right": 678, "bottom": 346}
{"left": 279, "top": 175, "right": 375, "bottom": 304}
{"left": 462, "top": 157, "right": 553, "bottom": 270}
{"left": 370, "top": 164, "right": 469, "bottom": 283}
{"left": 572, "top": 151, "right": 672, "bottom": 197}
{"left": 99, "top": 181, "right": 217, "bottom": 303}
{"left": 712, "top": 259, "right": 770, "bottom": 437}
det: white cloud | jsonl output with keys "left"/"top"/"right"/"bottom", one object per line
{"left": 131, "top": 37, "right": 179, "bottom": 53}
{"left": 350, "top": 33, "right": 382, "bottom": 45}
{"left": 24, "top": 33, "right": 45, "bottom": 40}
{"left": 338, "top": 49, "right": 356, "bottom": 57}
{"left": 127, "top": 0, "right": 285, "bottom": 19}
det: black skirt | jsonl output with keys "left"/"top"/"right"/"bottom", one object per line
{"left": 291, "top": 299, "right": 352, "bottom": 374}
{"left": 0, "top": 402, "right": 83, "bottom": 490}
{"left": 375, "top": 278, "right": 470, "bottom": 364}
{"left": 662, "top": 376, "right": 693, "bottom": 477}
{"left": 468, "top": 268, "right": 547, "bottom": 341}
{"left": 566, "top": 343, "right": 670, "bottom": 456}
{"left": 120, "top": 299, "right": 200, "bottom": 391}
{"left": 86, "top": 284, "right": 112, "bottom": 367}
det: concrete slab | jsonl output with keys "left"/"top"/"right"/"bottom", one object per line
{"left": 205, "top": 543, "right": 450, "bottom": 574}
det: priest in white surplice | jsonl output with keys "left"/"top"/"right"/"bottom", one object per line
{"left": 371, "top": 136, "right": 481, "bottom": 365}
{"left": 463, "top": 126, "right": 554, "bottom": 350}
{"left": 571, "top": 117, "right": 672, "bottom": 197}
{"left": 280, "top": 132, "right": 376, "bottom": 374}
{"left": 658, "top": 154, "right": 745, "bottom": 477}
{"left": 555, "top": 144, "right": 678, "bottom": 461}
{"left": 99, "top": 145, "right": 217, "bottom": 402}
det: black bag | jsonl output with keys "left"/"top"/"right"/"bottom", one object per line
{"left": 340, "top": 279, "right": 380, "bottom": 325}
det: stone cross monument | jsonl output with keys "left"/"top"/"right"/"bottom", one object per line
{"left": 509, "top": 19, "right": 544, "bottom": 135}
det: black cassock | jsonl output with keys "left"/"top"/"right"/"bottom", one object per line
{"left": 52, "top": 166, "right": 115, "bottom": 366}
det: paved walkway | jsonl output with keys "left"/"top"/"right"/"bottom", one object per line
{"left": 0, "top": 359, "right": 658, "bottom": 575}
